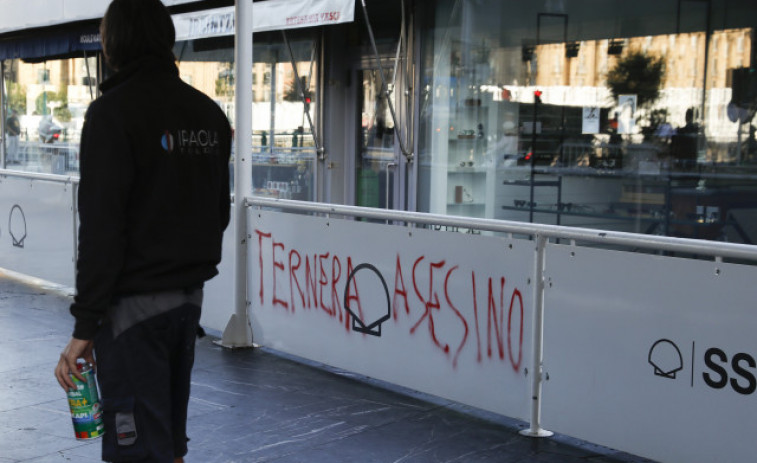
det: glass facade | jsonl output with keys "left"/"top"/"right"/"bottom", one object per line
{"left": 2, "top": 1, "right": 757, "bottom": 244}
{"left": 2, "top": 55, "right": 98, "bottom": 174}
{"left": 174, "top": 34, "right": 318, "bottom": 201}
{"left": 358, "top": 68, "right": 397, "bottom": 208}
{"left": 418, "top": 0, "right": 757, "bottom": 242}
{"left": 1, "top": 29, "right": 319, "bottom": 203}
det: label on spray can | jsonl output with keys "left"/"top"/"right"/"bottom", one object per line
{"left": 67, "top": 362, "right": 104, "bottom": 440}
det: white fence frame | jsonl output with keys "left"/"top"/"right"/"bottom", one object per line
{"left": 246, "top": 197, "right": 757, "bottom": 443}
{"left": 3, "top": 168, "right": 757, "bottom": 462}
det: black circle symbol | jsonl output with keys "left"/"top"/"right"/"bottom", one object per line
{"left": 648, "top": 339, "right": 683, "bottom": 379}
{"left": 9, "top": 204, "right": 27, "bottom": 248}
{"left": 343, "top": 263, "right": 391, "bottom": 337}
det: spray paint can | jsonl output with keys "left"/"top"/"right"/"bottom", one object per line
{"left": 66, "top": 362, "right": 104, "bottom": 440}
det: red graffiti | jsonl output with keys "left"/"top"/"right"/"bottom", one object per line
{"left": 255, "top": 230, "right": 272, "bottom": 305}
{"left": 331, "top": 255, "right": 343, "bottom": 322}
{"left": 410, "top": 257, "right": 449, "bottom": 354}
{"left": 272, "top": 241, "right": 288, "bottom": 310}
{"left": 392, "top": 254, "right": 410, "bottom": 320}
{"left": 318, "top": 252, "right": 333, "bottom": 316}
{"left": 444, "top": 266, "right": 468, "bottom": 368}
{"left": 254, "top": 228, "right": 525, "bottom": 372}
{"left": 487, "top": 277, "right": 505, "bottom": 359}
{"left": 289, "top": 250, "right": 304, "bottom": 311}
{"left": 305, "top": 254, "right": 317, "bottom": 308}
{"left": 472, "top": 271, "right": 482, "bottom": 362}
{"left": 484, "top": 276, "right": 524, "bottom": 372}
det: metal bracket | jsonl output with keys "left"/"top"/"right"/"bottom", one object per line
{"left": 359, "top": 0, "right": 413, "bottom": 161}
{"left": 282, "top": 31, "right": 323, "bottom": 157}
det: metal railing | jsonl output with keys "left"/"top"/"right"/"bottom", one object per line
{"left": 247, "top": 196, "right": 757, "bottom": 262}
{"left": 3, "top": 167, "right": 757, "bottom": 446}
{"left": 246, "top": 195, "right": 757, "bottom": 438}
{"left": 0, "top": 168, "right": 80, "bottom": 185}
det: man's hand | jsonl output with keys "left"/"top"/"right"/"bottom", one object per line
{"left": 55, "top": 338, "right": 95, "bottom": 391}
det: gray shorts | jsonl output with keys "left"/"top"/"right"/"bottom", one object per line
{"left": 94, "top": 289, "right": 202, "bottom": 462}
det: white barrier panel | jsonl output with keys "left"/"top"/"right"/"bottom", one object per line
{"left": 250, "top": 210, "right": 534, "bottom": 419}
{"left": 0, "top": 177, "right": 75, "bottom": 287}
{"left": 0, "top": 174, "right": 235, "bottom": 330}
{"left": 200, "top": 209, "right": 235, "bottom": 333}
{"left": 542, "top": 243, "right": 757, "bottom": 463}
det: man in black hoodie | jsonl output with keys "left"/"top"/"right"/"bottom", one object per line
{"left": 54, "top": 0, "right": 231, "bottom": 461}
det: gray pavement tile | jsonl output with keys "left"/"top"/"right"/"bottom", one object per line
{"left": 0, "top": 428, "right": 88, "bottom": 461}
{"left": 0, "top": 401, "right": 76, "bottom": 440}
{"left": 20, "top": 445, "right": 102, "bottom": 463}
{"left": 271, "top": 412, "right": 535, "bottom": 463}
{"left": 0, "top": 365, "right": 68, "bottom": 413}
{"left": 50, "top": 440, "right": 102, "bottom": 462}
{"left": 0, "top": 338, "right": 68, "bottom": 375}
{"left": 0, "top": 274, "right": 655, "bottom": 463}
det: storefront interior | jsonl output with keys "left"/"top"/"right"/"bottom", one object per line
{"left": 2, "top": 0, "right": 756, "bottom": 242}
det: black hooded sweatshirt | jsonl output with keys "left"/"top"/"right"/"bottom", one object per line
{"left": 70, "top": 56, "right": 232, "bottom": 340}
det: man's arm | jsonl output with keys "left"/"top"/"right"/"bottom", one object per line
{"left": 55, "top": 103, "right": 133, "bottom": 391}
{"left": 69, "top": 103, "right": 134, "bottom": 340}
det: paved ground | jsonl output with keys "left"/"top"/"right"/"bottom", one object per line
{"left": 0, "top": 271, "right": 655, "bottom": 463}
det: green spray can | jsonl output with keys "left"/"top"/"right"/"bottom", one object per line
{"left": 66, "top": 362, "right": 104, "bottom": 440}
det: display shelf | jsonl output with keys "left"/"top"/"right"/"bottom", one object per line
{"left": 437, "top": 90, "right": 517, "bottom": 221}
{"left": 503, "top": 179, "right": 562, "bottom": 187}
{"left": 448, "top": 202, "right": 486, "bottom": 207}
{"left": 448, "top": 167, "right": 489, "bottom": 174}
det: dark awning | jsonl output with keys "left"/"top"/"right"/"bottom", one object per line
{"left": 0, "top": 26, "right": 101, "bottom": 61}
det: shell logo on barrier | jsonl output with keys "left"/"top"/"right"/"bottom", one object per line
{"left": 8, "top": 204, "right": 27, "bottom": 248}
{"left": 648, "top": 338, "right": 756, "bottom": 395}
{"left": 648, "top": 339, "right": 683, "bottom": 379}
{"left": 343, "top": 263, "right": 391, "bottom": 337}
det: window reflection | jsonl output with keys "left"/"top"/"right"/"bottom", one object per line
{"left": 174, "top": 36, "right": 318, "bottom": 201}
{"left": 3, "top": 56, "right": 97, "bottom": 174}
{"left": 358, "top": 69, "right": 395, "bottom": 209}
{"left": 250, "top": 41, "right": 317, "bottom": 201}
{"left": 418, "top": 0, "right": 757, "bottom": 243}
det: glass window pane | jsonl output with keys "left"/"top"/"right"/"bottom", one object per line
{"left": 418, "top": 0, "right": 757, "bottom": 243}
{"left": 3, "top": 56, "right": 97, "bottom": 174}
{"left": 174, "top": 36, "right": 318, "bottom": 201}
{"left": 252, "top": 39, "right": 318, "bottom": 201}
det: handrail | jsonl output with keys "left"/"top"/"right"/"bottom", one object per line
{"left": 246, "top": 196, "right": 757, "bottom": 262}
{"left": 0, "top": 168, "right": 79, "bottom": 184}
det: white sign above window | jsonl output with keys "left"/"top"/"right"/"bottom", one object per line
{"left": 173, "top": 0, "right": 355, "bottom": 42}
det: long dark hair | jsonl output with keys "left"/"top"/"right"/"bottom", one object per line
{"left": 100, "top": 0, "right": 176, "bottom": 71}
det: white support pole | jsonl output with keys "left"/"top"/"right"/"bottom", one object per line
{"left": 72, "top": 181, "right": 79, "bottom": 279}
{"left": 218, "top": 0, "right": 254, "bottom": 348}
{"left": 1, "top": 60, "right": 6, "bottom": 167}
{"left": 520, "top": 234, "right": 553, "bottom": 437}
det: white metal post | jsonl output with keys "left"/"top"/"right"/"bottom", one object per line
{"left": 520, "top": 234, "right": 553, "bottom": 437}
{"left": 72, "top": 181, "right": 78, "bottom": 280}
{"left": 219, "top": 0, "right": 254, "bottom": 348}
{"left": 1, "top": 60, "right": 6, "bottom": 167}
